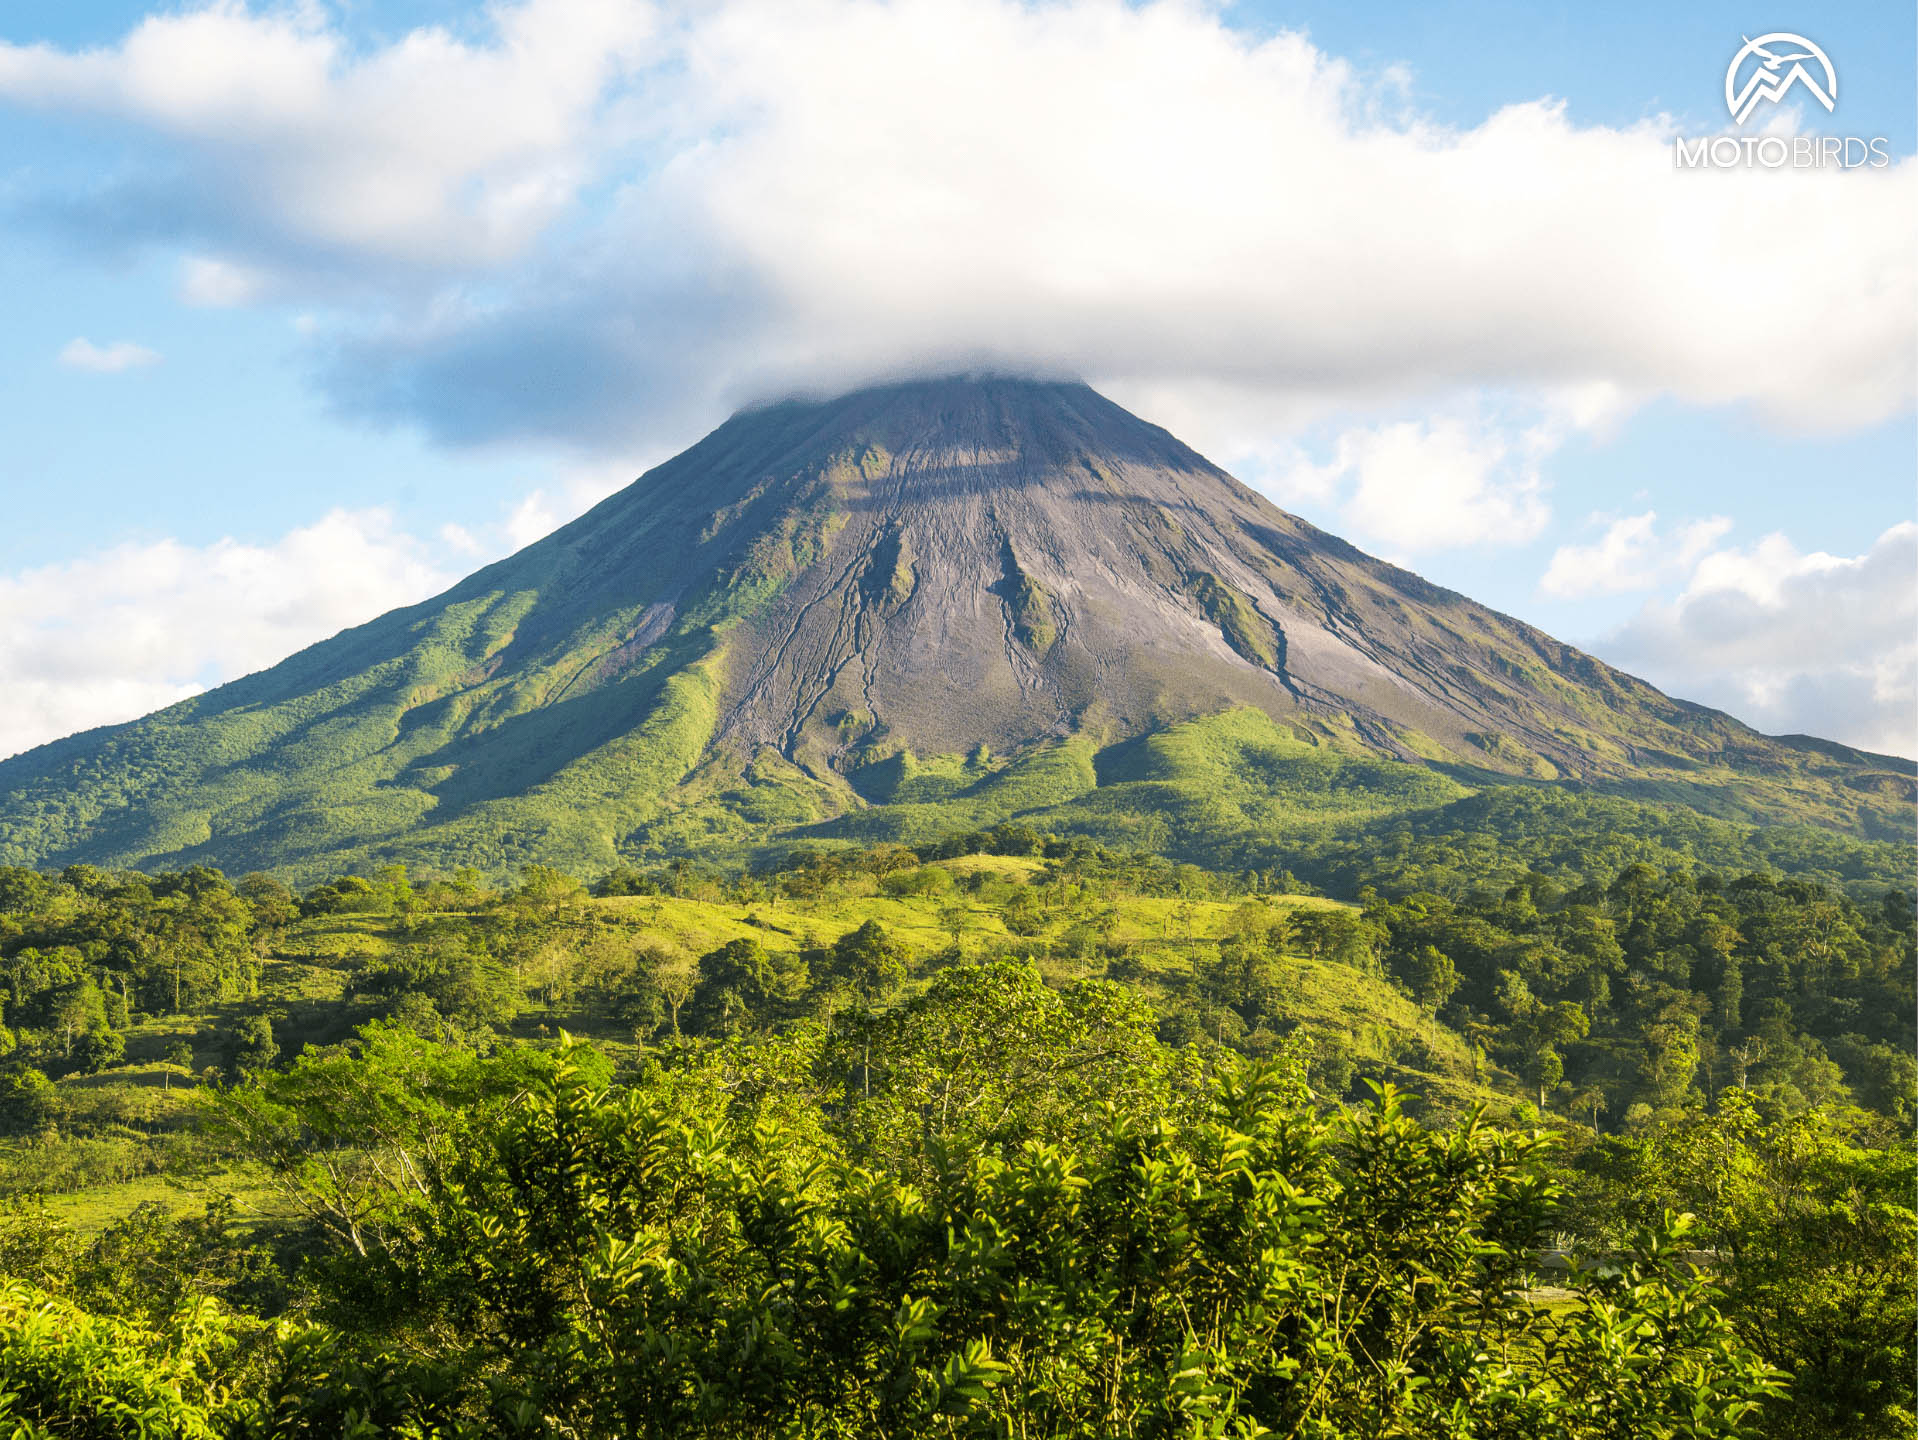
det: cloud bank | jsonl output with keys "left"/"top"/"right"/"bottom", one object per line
{"left": 0, "top": 510, "right": 453, "bottom": 760}
{"left": 2, "top": 0, "right": 1910, "bottom": 460}
{"left": 1542, "top": 511, "right": 1734, "bottom": 598}
{"left": 1596, "top": 522, "right": 1918, "bottom": 758}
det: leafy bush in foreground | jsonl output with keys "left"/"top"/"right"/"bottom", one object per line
{"left": 409, "top": 1044, "right": 1780, "bottom": 1438}
{"left": 0, "top": 960, "right": 1878, "bottom": 1439}
{"left": 7, "top": 971, "right": 1784, "bottom": 1439}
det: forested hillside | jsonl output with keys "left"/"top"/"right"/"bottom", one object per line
{"left": 792, "top": 710, "right": 1915, "bottom": 899}
{"left": 0, "top": 828, "right": 1909, "bottom": 1437}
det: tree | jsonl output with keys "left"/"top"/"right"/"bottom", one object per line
{"left": 1197, "top": 935, "right": 1285, "bottom": 1025}
{"left": 1306, "top": 1030, "right": 1358, "bottom": 1098}
{"left": 0, "top": 1069, "right": 57, "bottom": 1132}
{"left": 1639, "top": 1011, "right": 1703, "bottom": 1111}
{"left": 161, "top": 1039, "right": 195, "bottom": 1094}
{"left": 617, "top": 975, "right": 666, "bottom": 1044}
{"left": 200, "top": 1022, "right": 574, "bottom": 1264}
{"left": 1566, "top": 1085, "right": 1609, "bottom": 1130}
{"left": 1397, "top": 944, "right": 1460, "bottom": 1020}
{"left": 937, "top": 903, "right": 970, "bottom": 948}
{"left": 880, "top": 865, "right": 953, "bottom": 899}
{"left": 823, "top": 920, "right": 909, "bottom": 1001}
{"left": 237, "top": 871, "right": 300, "bottom": 931}
{"left": 47, "top": 979, "right": 107, "bottom": 1057}
{"left": 1291, "top": 907, "right": 1381, "bottom": 970}
{"left": 73, "top": 1025, "right": 126, "bottom": 1075}
{"left": 355, "top": 937, "right": 520, "bottom": 1031}
{"left": 223, "top": 1014, "right": 278, "bottom": 1081}
{"left": 642, "top": 941, "right": 698, "bottom": 1038}
{"left": 821, "top": 960, "right": 1181, "bottom": 1164}
{"left": 1225, "top": 899, "right": 1288, "bottom": 954}
{"left": 373, "top": 863, "right": 417, "bottom": 914}
{"left": 687, "top": 938, "right": 777, "bottom": 1037}
{"left": 1002, "top": 889, "right": 1046, "bottom": 937}
{"left": 1525, "top": 1045, "right": 1565, "bottom": 1110}
{"left": 515, "top": 864, "right": 583, "bottom": 918}
{"left": 520, "top": 937, "right": 579, "bottom": 1007}
{"left": 1537, "top": 999, "right": 1592, "bottom": 1049}
{"left": 301, "top": 875, "right": 387, "bottom": 917}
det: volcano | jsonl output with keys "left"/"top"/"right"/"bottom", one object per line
{"left": 0, "top": 376, "right": 1907, "bottom": 879}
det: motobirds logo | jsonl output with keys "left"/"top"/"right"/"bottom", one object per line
{"left": 1675, "top": 32, "right": 1889, "bottom": 170}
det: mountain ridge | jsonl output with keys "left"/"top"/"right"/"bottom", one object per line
{"left": 0, "top": 375, "right": 1909, "bottom": 881}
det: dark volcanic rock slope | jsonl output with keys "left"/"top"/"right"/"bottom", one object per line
{"left": 705, "top": 381, "right": 1881, "bottom": 786}
{"left": 0, "top": 377, "right": 1906, "bottom": 878}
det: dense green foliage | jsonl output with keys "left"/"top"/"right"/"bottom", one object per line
{"left": 1367, "top": 865, "right": 1916, "bottom": 1128}
{"left": 1570, "top": 1095, "right": 1916, "bottom": 1439}
{"left": 0, "top": 989, "right": 1798, "bottom": 1439}
{"left": 0, "top": 836, "right": 1906, "bottom": 1438}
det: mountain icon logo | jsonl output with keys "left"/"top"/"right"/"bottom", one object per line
{"left": 1725, "top": 32, "right": 1836, "bottom": 125}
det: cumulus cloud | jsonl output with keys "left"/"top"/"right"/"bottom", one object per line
{"left": 0, "top": 0, "right": 660, "bottom": 274}
{"left": 1597, "top": 523, "right": 1918, "bottom": 757}
{"left": 58, "top": 337, "right": 161, "bottom": 372}
{"left": 1, "top": 0, "right": 1910, "bottom": 456}
{"left": 1541, "top": 511, "right": 1734, "bottom": 597}
{"left": 1259, "top": 408, "right": 1558, "bottom": 554}
{"left": 497, "top": 459, "right": 641, "bottom": 549}
{"left": 180, "top": 254, "right": 269, "bottom": 306}
{"left": 0, "top": 509, "right": 455, "bottom": 760}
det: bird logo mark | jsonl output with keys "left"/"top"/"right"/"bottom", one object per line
{"left": 1725, "top": 33, "right": 1837, "bottom": 125}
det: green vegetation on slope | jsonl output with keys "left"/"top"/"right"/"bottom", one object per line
{"left": 0, "top": 430, "right": 858, "bottom": 884}
{"left": 1187, "top": 570, "right": 1281, "bottom": 668}
{"left": 1000, "top": 544, "right": 1059, "bottom": 652}
{"left": 794, "top": 710, "right": 1911, "bottom": 901}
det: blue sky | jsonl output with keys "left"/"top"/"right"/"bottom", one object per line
{"left": 0, "top": 0, "right": 1912, "bottom": 758}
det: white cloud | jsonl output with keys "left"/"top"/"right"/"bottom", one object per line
{"left": 1598, "top": 522, "right": 1918, "bottom": 757}
{"left": 57, "top": 337, "right": 161, "bottom": 372}
{"left": 1258, "top": 411, "right": 1552, "bottom": 554}
{"left": 0, "top": 0, "right": 660, "bottom": 272}
{"left": 1, "top": 0, "right": 1909, "bottom": 453}
{"left": 0, "top": 509, "right": 454, "bottom": 760}
{"left": 501, "top": 461, "right": 641, "bottom": 548}
{"left": 503, "top": 492, "right": 563, "bottom": 550}
{"left": 180, "top": 254, "right": 269, "bottom": 306}
{"left": 1541, "top": 511, "right": 1733, "bottom": 597}
{"left": 438, "top": 522, "right": 485, "bottom": 557}
{"left": 1224, "top": 391, "right": 1598, "bottom": 555}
